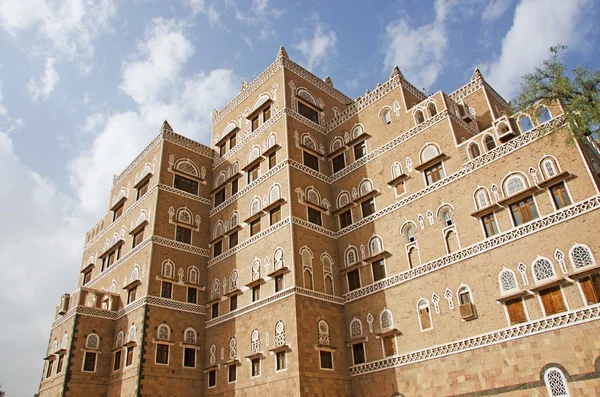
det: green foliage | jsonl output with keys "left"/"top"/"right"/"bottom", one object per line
{"left": 514, "top": 45, "right": 600, "bottom": 141}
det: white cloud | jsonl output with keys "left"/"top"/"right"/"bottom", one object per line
{"left": 383, "top": 0, "right": 456, "bottom": 90}
{"left": 482, "top": 0, "right": 512, "bottom": 23}
{"left": 27, "top": 57, "right": 59, "bottom": 102}
{"left": 294, "top": 19, "right": 337, "bottom": 71}
{"left": 480, "top": 0, "right": 591, "bottom": 99}
{"left": 0, "top": 81, "right": 7, "bottom": 116}
{"left": 232, "top": 0, "right": 283, "bottom": 46}
{"left": 183, "top": 0, "right": 221, "bottom": 24}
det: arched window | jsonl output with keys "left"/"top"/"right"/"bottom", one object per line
{"left": 176, "top": 208, "right": 193, "bottom": 225}
{"left": 297, "top": 89, "right": 316, "bottom": 105}
{"left": 540, "top": 157, "right": 559, "bottom": 179}
{"left": 519, "top": 116, "right": 533, "bottom": 132}
{"left": 445, "top": 230, "right": 459, "bottom": 253}
{"left": 250, "top": 197, "right": 261, "bottom": 216}
{"left": 230, "top": 211, "right": 239, "bottom": 228}
{"left": 157, "top": 324, "right": 170, "bottom": 340}
{"left": 318, "top": 320, "right": 330, "bottom": 345}
{"left": 115, "top": 331, "right": 123, "bottom": 348}
{"left": 407, "top": 246, "right": 419, "bottom": 268}
{"left": 532, "top": 258, "right": 556, "bottom": 282}
{"left": 275, "top": 321, "right": 285, "bottom": 347}
{"left": 174, "top": 159, "right": 200, "bottom": 178}
{"left": 330, "top": 137, "right": 344, "bottom": 153}
{"left": 324, "top": 275, "right": 334, "bottom": 295}
{"left": 484, "top": 135, "right": 496, "bottom": 151}
{"left": 184, "top": 328, "right": 197, "bottom": 344}
{"left": 86, "top": 334, "right": 99, "bottom": 350}
{"left": 321, "top": 254, "right": 333, "bottom": 273}
{"left": 358, "top": 179, "right": 373, "bottom": 196}
{"left": 382, "top": 108, "right": 392, "bottom": 125}
{"left": 352, "top": 125, "right": 364, "bottom": 139}
{"left": 127, "top": 326, "right": 136, "bottom": 342}
{"left": 442, "top": 209, "right": 453, "bottom": 227}
{"left": 391, "top": 162, "right": 403, "bottom": 178}
{"left": 498, "top": 268, "right": 519, "bottom": 294}
{"left": 469, "top": 143, "right": 481, "bottom": 159}
{"left": 404, "top": 225, "right": 416, "bottom": 244}
{"left": 303, "top": 269, "right": 313, "bottom": 290}
{"left": 345, "top": 246, "right": 358, "bottom": 267}
{"left": 337, "top": 190, "right": 351, "bottom": 209}
{"left": 475, "top": 188, "right": 489, "bottom": 209}
{"left": 417, "top": 299, "right": 432, "bottom": 331}
{"left": 268, "top": 132, "right": 277, "bottom": 148}
{"left": 250, "top": 329, "right": 260, "bottom": 353}
{"left": 380, "top": 309, "right": 393, "bottom": 329}
{"left": 350, "top": 318, "right": 363, "bottom": 337}
{"left": 306, "top": 187, "right": 320, "bottom": 205}
{"left": 369, "top": 236, "right": 384, "bottom": 256}
{"left": 211, "top": 279, "right": 220, "bottom": 299}
{"left": 497, "top": 121, "right": 510, "bottom": 136}
{"left": 300, "top": 247, "right": 313, "bottom": 268}
{"left": 544, "top": 367, "right": 570, "bottom": 397}
{"left": 538, "top": 106, "right": 552, "bottom": 124}
{"left": 162, "top": 260, "right": 174, "bottom": 279}
{"left": 229, "top": 269, "right": 239, "bottom": 291}
{"left": 569, "top": 244, "right": 595, "bottom": 269}
{"left": 269, "top": 184, "right": 281, "bottom": 204}
{"left": 414, "top": 109, "right": 425, "bottom": 125}
{"left": 457, "top": 285, "right": 473, "bottom": 306}
{"left": 420, "top": 144, "right": 439, "bottom": 163}
{"left": 427, "top": 102, "right": 437, "bottom": 117}
{"left": 504, "top": 175, "right": 527, "bottom": 196}
{"left": 301, "top": 133, "right": 317, "bottom": 151}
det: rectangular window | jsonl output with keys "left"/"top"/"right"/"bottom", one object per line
{"left": 347, "top": 269, "right": 361, "bottom": 291}
{"left": 372, "top": 259, "right": 386, "bottom": 282}
{"left": 424, "top": 163, "right": 445, "bottom": 185}
{"left": 353, "top": 141, "right": 367, "bottom": 161}
{"left": 155, "top": 345, "right": 169, "bottom": 365}
{"left": 395, "top": 181, "right": 405, "bottom": 196}
{"left": 250, "top": 218, "right": 261, "bottom": 236}
{"left": 229, "top": 134, "right": 236, "bottom": 149}
{"left": 213, "top": 240, "right": 223, "bottom": 257}
{"left": 56, "top": 354, "right": 64, "bottom": 374}
{"left": 219, "top": 143, "right": 226, "bottom": 157}
{"left": 132, "top": 227, "right": 144, "bottom": 249}
{"left": 161, "top": 281, "right": 172, "bottom": 299}
{"left": 187, "top": 287, "right": 197, "bottom": 304}
{"left": 419, "top": 306, "right": 431, "bottom": 329}
{"left": 251, "top": 116, "right": 259, "bottom": 132}
{"left": 481, "top": 214, "right": 499, "bottom": 237}
{"left": 269, "top": 152, "right": 276, "bottom": 169}
{"left": 276, "top": 351, "right": 286, "bottom": 371}
{"left": 113, "top": 203, "right": 124, "bottom": 222}
{"left": 251, "top": 358, "right": 261, "bottom": 377}
{"left": 231, "top": 178, "right": 238, "bottom": 195}
{"left": 248, "top": 165, "right": 259, "bottom": 184}
{"left": 229, "top": 231, "right": 238, "bottom": 249}
{"left": 303, "top": 151, "right": 319, "bottom": 172}
{"left": 252, "top": 285, "right": 261, "bottom": 302}
{"left": 263, "top": 106, "right": 271, "bottom": 122}
{"left": 127, "top": 286, "right": 137, "bottom": 304}
{"left": 275, "top": 275, "right": 284, "bottom": 292}
{"left": 319, "top": 350, "right": 333, "bottom": 369}
{"left": 215, "top": 188, "right": 226, "bottom": 206}
{"left": 211, "top": 302, "right": 219, "bottom": 319}
{"left": 332, "top": 153, "right": 345, "bottom": 173}
{"left": 228, "top": 364, "right": 237, "bottom": 383}
{"left": 176, "top": 226, "right": 192, "bottom": 244}
{"left": 505, "top": 298, "right": 527, "bottom": 325}
{"left": 298, "top": 101, "right": 319, "bottom": 124}
{"left": 113, "top": 350, "right": 122, "bottom": 371}
{"left": 229, "top": 294, "right": 238, "bottom": 311}
{"left": 382, "top": 335, "right": 397, "bottom": 357}
{"left": 174, "top": 174, "right": 198, "bottom": 195}
{"left": 46, "top": 360, "right": 54, "bottom": 378}
{"left": 539, "top": 285, "right": 566, "bottom": 315}
{"left": 510, "top": 197, "right": 539, "bottom": 226}
{"left": 307, "top": 207, "right": 322, "bottom": 226}
{"left": 208, "top": 369, "right": 217, "bottom": 387}
{"left": 137, "top": 179, "right": 149, "bottom": 200}
{"left": 580, "top": 274, "right": 600, "bottom": 305}
{"left": 184, "top": 348, "right": 196, "bottom": 368}
{"left": 352, "top": 343, "right": 366, "bottom": 365}
{"left": 126, "top": 346, "right": 134, "bottom": 366}
{"left": 550, "top": 182, "right": 571, "bottom": 209}
{"left": 361, "top": 198, "right": 375, "bottom": 218}
{"left": 83, "top": 270, "right": 92, "bottom": 286}
{"left": 83, "top": 352, "right": 97, "bottom": 372}
{"left": 339, "top": 209, "right": 352, "bottom": 229}
{"left": 270, "top": 206, "right": 281, "bottom": 225}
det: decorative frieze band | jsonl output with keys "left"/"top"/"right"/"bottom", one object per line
{"left": 292, "top": 216, "right": 337, "bottom": 239}
{"left": 162, "top": 130, "right": 214, "bottom": 159}
{"left": 344, "top": 195, "right": 600, "bottom": 302}
{"left": 350, "top": 303, "right": 600, "bottom": 376}
{"left": 151, "top": 236, "right": 210, "bottom": 257}
{"left": 86, "top": 237, "right": 152, "bottom": 287}
{"left": 158, "top": 184, "right": 211, "bottom": 205}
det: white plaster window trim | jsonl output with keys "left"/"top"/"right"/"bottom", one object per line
{"left": 536, "top": 285, "right": 570, "bottom": 317}
{"left": 546, "top": 181, "right": 575, "bottom": 212}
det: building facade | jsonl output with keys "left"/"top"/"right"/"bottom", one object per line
{"left": 38, "top": 47, "right": 600, "bottom": 397}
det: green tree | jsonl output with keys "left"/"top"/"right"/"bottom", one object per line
{"left": 514, "top": 45, "right": 600, "bottom": 140}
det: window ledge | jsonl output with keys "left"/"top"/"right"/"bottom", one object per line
{"left": 303, "top": 199, "right": 329, "bottom": 213}
{"left": 262, "top": 143, "right": 281, "bottom": 157}
{"left": 497, "top": 186, "right": 542, "bottom": 206}
{"left": 332, "top": 201, "right": 354, "bottom": 216}
{"left": 528, "top": 277, "right": 570, "bottom": 292}
{"left": 565, "top": 263, "right": 600, "bottom": 279}
{"left": 363, "top": 251, "right": 391, "bottom": 263}
{"left": 246, "top": 278, "right": 266, "bottom": 288}
{"left": 123, "top": 279, "right": 141, "bottom": 290}
{"left": 246, "top": 99, "right": 273, "bottom": 120}
{"left": 300, "top": 143, "right": 323, "bottom": 158}
{"left": 180, "top": 342, "right": 202, "bottom": 349}
{"left": 122, "top": 340, "right": 137, "bottom": 348}
{"left": 341, "top": 262, "right": 366, "bottom": 275}
{"left": 99, "top": 240, "right": 124, "bottom": 259}
{"left": 151, "top": 339, "right": 175, "bottom": 345}
{"left": 224, "top": 357, "right": 241, "bottom": 366}
{"left": 225, "top": 288, "right": 242, "bottom": 297}
{"left": 314, "top": 344, "right": 337, "bottom": 351}
{"left": 269, "top": 344, "right": 291, "bottom": 353}
{"left": 387, "top": 174, "right": 410, "bottom": 187}
{"left": 244, "top": 211, "right": 264, "bottom": 224}
{"left": 345, "top": 336, "right": 367, "bottom": 346}
{"left": 110, "top": 196, "right": 127, "bottom": 212}
{"left": 327, "top": 145, "right": 346, "bottom": 158}
{"left": 80, "top": 263, "right": 95, "bottom": 274}
{"left": 129, "top": 221, "right": 148, "bottom": 236}
{"left": 209, "top": 234, "right": 225, "bottom": 245}
{"left": 267, "top": 266, "right": 289, "bottom": 278}
{"left": 354, "top": 189, "right": 381, "bottom": 204}
{"left": 203, "top": 364, "right": 219, "bottom": 372}
{"left": 244, "top": 352, "right": 265, "bottom": 360}
{"left": 415, "top": 153, "right": 449, "bottom": 172}
{"left": 133, "top": 173, "right": 153, "bottom": 190}
{"left": 262, "top": 198, "right": 286, "bottom": 212}
{"left": 537, "top": 171, "right": 573, "bottom": 189}
{"left": 215, "top": 126, "right": 240, "bottom": 147}
{"left": 495, "top": 289, "right": 532, "bottom": 303}
{"left": 375, "top": 328, "right": 400, "bottom": 338}
{"left": 242, "top": 156, "right": 263, "bottom": 172}
{"left": 470, "top": 203, "right": 503, "bottom": 218}
{"left": 346, "top": 133, "right": 371, "bottom": 147}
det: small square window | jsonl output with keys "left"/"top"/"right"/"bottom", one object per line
{"left": 332, "top": 153, "right": 345, "bottom": 173}
{"left": 83, "top": 270, "right": 92, "bottom": 286}
{"left": 211, "top": 302, "right": 219, "bottom": 319}
{"left": 137, "top": 179, "right": 149, "bottom": 200}
{"left": 127, "top": 286, "right": 137, "bottom": 304}
{"left": 270, "top": 205, "right": 281, "bottom": 225}
{"left": 56, "top": 354, "right": 64, "bottom": 374}
{"left": 229, "top": 134, "right": 237, "bottom": 149}
{"left": 46, "top": 360, "right": 54, "bottom": 378}
{"left": 219, "top": 143, "right": 226, "bottom": 157}
{"left": 263, "top": 106, "right": 271, "bottom": 122}
{"left": 228, "top": 364, "right": 237, "bottom": 383}
{"left": 276, "top": 351, "right": 286, "bottom": 371}
{"left": 161, "top": 282, "right": 172, "bottom": 299}
{"left": 174, "top": 174, "right": 198, "bottom": 195}
{"left": 156, "top": 344, "right": 169, "bottom": 365}
{"left": 352, "top": 342, "right": 365, "bottom": 365}
{"left": 83, "top": 351, "right": 97, "bottom": 372}
{"left": 208, "top": 369, "right": 217, "bottom": 387}
{"left": 372, "top": 259, "right": 386, "bottom": 282}
{"left": 113, "top": 203, "right": 124, "bottom": 222}
{"left": 482, "top": 214, "right": 498, "bottom": 237}
{"left": 132, "top": 227, "right": 144, "bottom": 249}
{"left": 361, "top": 198, "right": 375, "bottom": 218}
{"left": 230, "top": 294, "right": 238, "bottom": 311}
{"left": 298, "top": 101, "right": 319, "bottom": 124}
{"left": 126, "top": 346, "right": 134, "bottom": 366}
{"left": 347, "top": 269, "right": 361, "bottom": 291}
{"left": 113, "top": 350, "right": 122, "bottom": 371}
{"left": 319, "top": 351, "right": 333, "bottom": 369}
{"left": 213, "top": 240, "right": 223, "bottom": 257}
{"left": 251, "top": 358, "right": 261, "bottom": 377}
{"left": 353, "top": 141, "right": 367, "bottom": 161}
{"left": 303, "top": 151, "right": 319, "bottom": 172}
{"left": 229, "top": 231, "right": 238, "bottom": 249}
{"left": 424, "top": 163, "right": 445, "bottom": 185}
{"left": 176, "top": 226, "right": 192, "bottom": 244}
{"left": 339, "top": 209, "right": 352, "bottom": 229}
{"left": 269, "top": 152, "right": 276, "bottom": 169}
{"left": 251, "top": 116, "right": 259, "bottom": 132}
{"left": 215, "top": 188, "right": 226, "bottom": 207}
{"left": 184, "top": 348, "right": 196, "bottom": 368}
{"left": 550, "top": 182, "right": 571, "bottom": 209}
{"left": 250, "top": 218, "right": 261, "bottom": 236}
{"left": 307, "top": 207, "right": 322, "bottom": 226}
{"left": 275, "top": 275, "right": 284, "bottom": 292}
{"left": 248, "top": 165, "right": 259, "bottom": 184}
{"left": 252, "top": 285, "right": 261, "bottom": 302}
{"left": 231, "top": 178, "right": 239, "bottom": 195}
{"left": 187, "top": 287, "right": 197, "bottom": 304}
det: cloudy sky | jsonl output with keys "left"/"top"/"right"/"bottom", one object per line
{"left": 0, "top": 0, "right": 598, "bottom": 394}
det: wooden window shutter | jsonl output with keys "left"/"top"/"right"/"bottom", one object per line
{"left": 506, "top": 299, "right": 527, "bottom": 325}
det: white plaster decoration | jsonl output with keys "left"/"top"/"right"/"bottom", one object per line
{"left": 393, "top": 101, "right": 401, "bottom": 116}
{"left": 380, "top": 308, "right": 393, "bottom": 329}
{"left": 569, "top": 243, "right": 595, "bottom": 270}
{"left": 406, "top": 157, "right": 413, "bottom": 173}
{"left": 504, "top": 174, "right": 527, "bottom": 196}
{"left": 275, "top": 321, "right": 285, "bottom": 347}
{"left": 115, "top": 332, "right": 123, "bottom": 348}
{"left": 188, "top": 267, "right": 199, "bottom": 285}
{"left": 426, "top": 210, "right": 434, "bottom": 225}
{"left": 157, "top": 324, "right": 170, "bottom": 340}
{"left": 555, "top": 249, "right": 567, "bottom": 273}
{"left": 86, "top": 334, "right": 99, "bottom": 349}
{"left": 528, "top": 167, "right": 538, "bottom": 184}
{"left": 444, "top": 288, "right": 454, "bottom": 309}
{"left": 209, "top": 344, "right": 216, "bottom": 365}
{"left": 417, "top": 214, "right": 425, "bottom": 229}
{"left": 60, "top": 333, "right": 68, "bottom": 349}
{"left": 252, "top": 259, "right": 261, "bottom": 281}
{"left": 251, "top": 330, "right": 260, "bottom": 354}
{"left": 366, "top": 314, "right": 374, "bottom": 333}
{"left": 532, "top": 257, "right": 556, "bottom": 283}
{"left": 184, "top": 328, "right": 196, "bottom": 344}
{"left": 318, "top": 320, "right": 330, "bottom": 345}
{"left": 350, "top": 318, "right": 363, "bottom": 337}
{"left": 230, "top": 270, "right": 239, "bottom": 291}
{"left": 229, "top": 337, "right": 237, "bottom": 359}
{"left": 337, "top": 190, "right": 351, "bottom": 209}
{"left": 544, "top": 367, "right": 570, "bottom": 397}
{"left": 211, "top": 279, "right": 220, "bottom": 300}
{"left": 431, "top": 293, "right": 440, "bottom": 314}
{"left": 499, "top": 268, "right": 519, "bottom": 294}
{"left": 274, "top": 248, "right": 284, "bottom": 271}
{"left": 491, "top": 184, "right": 499, "bottom": 202}
{"left": 517, "top": 263, "right": 529, "bottom": 285}
{"left": 368, "top": 236, "right": 384, "bottom": 256}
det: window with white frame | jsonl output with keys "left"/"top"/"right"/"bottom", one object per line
{"left": 544, "top": 367, "right": 570, "bottom": 397}
{"left": 417, "top": 299, "right": 432, "bottom": 331}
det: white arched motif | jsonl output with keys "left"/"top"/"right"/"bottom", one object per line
{"left": 115, "top": 331, "right": 124, "bottom": 348}
{"left": 247, "top": 145, "right": 261, "bottom": 164}
{"left": 174, "top": 159, "right": 200, "bottom": 178}
{"left": 301, "top": 133, "right": 318, "bottom": 151}
{"left": 318, "top": 319, "right": 330, "bottom": 345}
{"left": 539, "top": 155, "right": 560, "bottom": 179}
{"left": 250, "top": 196, "right": 261, "bottom": 216}
{"left": 474, "top": 187, "right": 490, "bottom": 209}
{"left": 345, "top": 245, "right": 359, "bottom": 267}
{"left": 86, "top": 334, "right": 99, "bottom": 350}
{"left": 380, "top": 308, "right": 393, "bottom": 330}
{"left": 130, "top": 266, "right": 139, "bottom": 282}
{"left": 176, "top": 207, "right": 193, "bottom": 225}
{"left": 420, "top": 143, "right": 440, "bottom": 163}
{"left": 426, "top": 102, "right": 437, "bottom": 117}
{"left": 229, "top": 269, "right": 239, "bottom": 291}
{"left": 417, "top": 299, "right": 432, "bottom": 331}
{"left": 297, "top": 88, "right": 316, "bottom": 105}
{"left": 252, "top": 93, "right": 271, "bottom": 112}
{"left": 250, "top": 329, "right": 260, "bottom": 354}
{"left": 267, "top": 132, "right": 277, "bottom": 148}
{"left": 229, "top": 337, "right": 237, "bottom": 359}
{"left": 544, "top": 367, "right": 570, "bottom": 397}
{"left": 321, "top": 253, "right": 333, "bottom": 273}
{"left": 498, "top": 268, "right": 519, "bottom": 294}
{"left": 229, "top": 211, "right": 239, "bottom": 228}
{"left": 568, "top": 244, "right": 595, "bottom": 270}
{"left": 306, "top": 187, "right": 321, "bottom": 205}
{"left": 337, "top": 190, "right": 351, "bottom": 209}
{"left": 188, "top": 266, "right": 199, "bottom": 285}
{"left": 211, "top": 279, "right": 220, "bottom": 299}
{"left": 368, "top": 235, "right": 384, "bottom": 256}
{"left": 532, "top": 257, "right": 557, "bottom": 283}
{"left": 402, "top": 222, "right": 417, "bottom": 244}
{"left": 162, "top": 260, "right": 174, "bottom": 279}
{"left": 127, "top": 325, "right": 136, "bottom": 342}
{"left": 157, "top": 324, "right": 170, "bottom": 340}
{"left": 184, "top": 327, "right": 197, "bottom": 344}
{"left": 358, "top": 179, "right": 373, "bottom": 196}
{"left": 469, "top": 142, "right": 481, "bottom": 159}
{"left": 350, "top": 317, "right": 363, "bottom": 337}
{"left": 269, "top": 184, "right": 281, "bottom": 204}
{"left": 213, "top": 220, "right": 223, "bottom": 239}
{"left": 300, "top": 246, "right": 313, "bottom": 268}
{"left": 502, "top": 173, "right": 528, "bottom": 197}
{"left": 351, "top": 124, "right": 365, "bottom": 139}
{"left": 252, "top": 259, "right": 261, "bottom": 281}
{"left": 391, "top": 162, "right": 403, "bottom": 179}
{"left": 379, "top": 106, "right": 393, "bottom": 125}
{"left": 215, "top": 171, "right": 227, "bottom": 187}
{"left": 330, "top": 137, "right": 344, "bottom": 154}
{"left": 275, "top": 320, "right": 285, "bottom": 347}
{"left": 60, "top": 333, "right": 68, "bottom": 349}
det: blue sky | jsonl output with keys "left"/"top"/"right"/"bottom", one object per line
{"left": 0, "top": 0, "right": 598, "bottom": 394}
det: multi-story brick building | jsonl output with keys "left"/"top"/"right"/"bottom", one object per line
{"left": 37, "top": 47, "right": 600, "bottom": 396}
